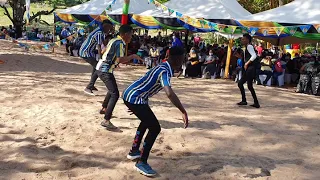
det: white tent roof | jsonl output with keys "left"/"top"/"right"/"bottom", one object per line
{"left": 240, "top": 0, "right": 320, "bottom": 24}
{"left": 59, "top": 0, "right": 251, "bottom": 19}
{"left": 59, "top": 0, "right": 156, "bottom": 15}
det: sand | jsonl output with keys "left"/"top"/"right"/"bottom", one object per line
{"left": 0, "top": 39, "right": 320, "bottom": 180}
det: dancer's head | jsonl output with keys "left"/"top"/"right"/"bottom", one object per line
{"left": 119, "top": 24, "right": 133, "bottom": 44}
{"left": 241, "top": 33, "right": 252, "bottom": 45}
{"left": 167, "top": 46, "right": 185, "bottom": 71}
{"left": 102, "top": 20, "right": 114, "bottom": 34}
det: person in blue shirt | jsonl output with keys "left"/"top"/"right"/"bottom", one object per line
{"left": 96, "top": 24, "right": 143, "bottom": 130}
{"left": 171, "top": 32, "right": 183, "bottom": 47}
{"left": 122, "top": 46, "right": 189, "bottom": 177}
{"left": 80, "top": 20, "right": 114, "bottom": 95}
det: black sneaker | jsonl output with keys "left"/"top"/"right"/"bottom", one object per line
{"left": 99, "top": 108, "right": 106, "bottom": 114}
{"left": 237, "top": 101, "right": 248, "bottom": 105}
{"left": 92, "top": 86, "right": 98, "bottom": 91}
{"left": 250, "top": 104, "right": 260, "bottom": 108}
{"left": 84, "top": 88, "right": 95, "bottom": 96}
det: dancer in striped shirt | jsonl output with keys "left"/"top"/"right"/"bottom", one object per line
{"left": 122, "top": 46, "right": 188, "bottom": 177}
{"left": 79, "top": 20, "right": 114, "bottom": 96}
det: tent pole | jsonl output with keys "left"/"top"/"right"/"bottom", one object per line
{"left": 52, "top": 24, "right": 55, "bottom": 53}
{"left": 224, "top": 38, "right": 234, "bottom": 79}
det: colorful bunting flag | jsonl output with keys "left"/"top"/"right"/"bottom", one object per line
{"left": 111, "top": 0, "right": 116, "bottom": 4}
{"left": 248, "top": 27, "right": 259, "bottom": 36}
{"left": 61, "top": 39, "right": 67, "bottom": 45}
{"left": 273, "top": 27, "right": 285, "bottom": 36}
{"left": 148, "top": 0, "right": 155, "bottom": 4}
{"left": 43, "top": 44, "right": 50, "bottom": 50}
{"left": 192, "top": 18, "right": 197, "bottom": 26}
{"left": 161, "top": 4, "right": 168, "bottom": 12}
{"left": 106, "top": 5, "right": 112, "bottom": 11}
{"left": 175, "top": 12, "right": 182, "bottom": 18}
{"left": 241, "top": 27, "right": 249, "bottom": 34}
{"left": 154, "top": 1, "right": 161, "bottom": 8}
{"left": 287, "top": 26, "right": 298, "bottom": 35}
{"left": 209, "top": 22, "right": 215, "bottom": 30}
{"left": 314, "top": 24, "right": 320, "bottom": 33}
{"left": 261, "top": 29, "right": 269, "bottom": 36}
{"left": 55, "top": 41, "right": 61, "bottom": 47}
{"left": 299, "top": 25, "right": 311, "bottom": 34}
{"left": 229, "top": 26, "right": 237, "bottom": 34}
{"left": 218, "top": 25, "right": 226, "bottom": 32}
{"left": 168, "top": 8, "right": 174, "bottom": 16}
{"left": 101, "top": 10, "right": 107, "bottom": 16}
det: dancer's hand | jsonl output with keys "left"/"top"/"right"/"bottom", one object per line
{"left": 132, "top": 54, "right": 144, "bottom": 62}
{"left": 244, "top": 63, "right": 248, "bottom": 70}
{"left": 182, "top": 112, "right": 189, "bottom": 128}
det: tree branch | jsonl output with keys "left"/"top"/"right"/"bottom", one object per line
{"left": 0, "top": 4, "right": 14, "bottom": 24}
{"left": 28, "top": 8, "right": 56, "bottom": 24}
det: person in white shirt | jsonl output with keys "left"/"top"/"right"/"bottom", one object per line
{"left": 237, "top": 34, "right": 260, "bottom": 108}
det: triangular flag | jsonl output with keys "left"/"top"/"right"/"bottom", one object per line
{"left": 161, "top": 4, "right": 167, "bottom": 12}
{"left": 209, "top": 22, "right": 215, "bottom": 30}
{"left": 111, "top": 0, "right": 116, "bottom": 4}
{"left": 175, "top": 12, "right": 182, "bottom": 18}
{"left": 262, "top": 29, "right": 269, "bottom": 36}
{"left": 314, "top": 24, "right": 320, "bottom": 33}
{"left": 106, "top": 5, "right": 112, "bottom": 11}
{"left": 61, "top": 39, "right": 67, "bottom": 45}
{"left": 56, "top": 35, "right": 60, "bottom": 41}
{"left": 241, "top": 27, "right": 249, "bottom": 34}
{"left": 168, "top": 8, "right": 174, "bottom": 16}
{"left": 299, "top": 25, "right": 311, "bottom": 34}
{"left": 55, "top": 41, "right": 61, "bottom": 47}
{"left": 154, "top": 1, "right": 161, "bottom": 8}
{"left": 199, "top": 19, "right": 205, "bottom": 28}
{"left": 287, "top": 26, "right": 298, "bottom": 35}
{"left": 248, "top": 27, "right": 259, "bottom": 36}
{"left": 229, "top": 26, "right": 237, "bottom": 34}
{"left": 101, "top": 10, "right": 107, "bottom": 16}
{"left": 273, "top": 27, "right": 285, "bottom": 36}
{"left": 218, "top": 24, "right": 226, "bottom": 32}
{"left": 192, "top": 18, "right": 197, "bottom": 26}
{"left": 148, "top": 0, "right": 155, "bottom": 4}
{"left": 43, "top": 44, "right": 50, "bottom": 50}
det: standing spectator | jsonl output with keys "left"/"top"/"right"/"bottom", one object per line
{"left": 61, "top": 27, "right": 71, "bottom": 53}
{"left": 255, "top": 43, "right": 263, "bottom": 57}
{"left": 193, "top": 34, "right": 201, "bottom": 47}
{"left": 172, "top": 32, "right": 183, "bottom": 47}
{"left": 260, "top": 52, "right": 273, "bottom": 86}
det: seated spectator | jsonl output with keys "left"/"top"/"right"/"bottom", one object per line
{"left": 202, "top": 49, "right": 218, "bottom": 78}
{"left": 149, "top": 43, "right": 160, "bottom": 68}
{"left": 185, "top": 47, "right": 201, "bottom": 78}
{"left": 70, "top": 33, "right": 85, "bottom": 56}
{"left": 45, "top": 31, "right": 53, "bottom": 42}
{"left": 37, "top": 31, "right": 45, "bottom": 41}
{"left": 260, "top": 52, "right": 273, "bottom": 86}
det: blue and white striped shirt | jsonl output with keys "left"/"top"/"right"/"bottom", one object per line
{"left": 79, "top": 27, "right": 104, "bottom": 58}
{"left": 123, "top": 62, "right": 173, "bottom": 105}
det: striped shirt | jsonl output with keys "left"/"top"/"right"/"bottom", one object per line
{"left": 79, "top": 27, "right": 104, "bottom": 58}
{"left": 122, "top": 62, "right": 173, "bottom": 104}
{"left": 96, "top": 36, "right": 125, "bottom": 73}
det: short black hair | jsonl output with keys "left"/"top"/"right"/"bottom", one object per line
{"left": 169, "top": 46, "right": 185, "bottom": 56}
{"left": 102, "top": 19, "right": 113, "bottom": 25}
{"left": 119, "top": 24, "right": 133, "bottom": 34}
{"left": 243, "top": 33, "right": 252, "bottom": 43}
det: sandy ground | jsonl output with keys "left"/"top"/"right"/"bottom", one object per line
{"left": 0, "top": 40, "right": 320, "bottom": 180}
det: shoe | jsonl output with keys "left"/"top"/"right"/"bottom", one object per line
{"left": 135, "top": 162, "right": 157, "bottom": 177}
{"left": 84, "top": 88, "right": 95, "bottom": 96}
{"left": 127, "top": 150, "right": 141, "bottom": 160}
{"left": 250, "top": 104, "right": 260, "bottom": 108}
{"left": 92, "top": 86, "right": 98, "bottom": 91}
{"left": 101, "top": 120, "right": 118, "bottom": 130}
{"left": 237, "top": 101, "right": 248, "bottom": 105}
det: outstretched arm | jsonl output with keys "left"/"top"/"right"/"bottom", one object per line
{"left": 163, "top": 86, "right": 188, "bottom": 128}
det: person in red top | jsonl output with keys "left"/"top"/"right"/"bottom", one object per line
{"left": 255, "top": 43, "right": 263, "bottom": 57}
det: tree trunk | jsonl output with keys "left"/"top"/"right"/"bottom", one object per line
{"left": 12, "top": 0, "right": 26, "bottom": 38}
{"left": 278, "top": 0, "right": 284, "bottom": 6}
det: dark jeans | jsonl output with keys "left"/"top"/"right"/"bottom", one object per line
{"left": 98, "top": 72, "right": 119, "bottom": 120}
{"left": 238, "top": 66, "right": 259, "bottom": 104}
{"left": 260, "top": 70, "right": 273, "bottom": 84}
{"left": 83, "top": 57, "right": 98, "bottom": 89}
{"left": 124, "top": 101, "right": 161, "bottom": 163}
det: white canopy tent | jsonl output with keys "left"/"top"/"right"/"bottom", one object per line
{"left": 59, "top": 0, "right": 251, "bottom": 19}
{"left": 240, "top": 0, "right": 320, "bottom": 24}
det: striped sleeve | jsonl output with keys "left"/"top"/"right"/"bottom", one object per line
{"left": 96, "top": 32, "right": 103, "bottom": 45}
{"left": 160, "top": 71, "right": 171, "bottom": 87}
{"left": 116, "top": 42, "right": 125, "bottom": 58}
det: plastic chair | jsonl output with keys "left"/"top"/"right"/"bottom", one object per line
{"left": 72, "top": 50, "right": 78, "bottom": 57}
{"left": 259, "top": 75, "right": 272, "bottom": 86}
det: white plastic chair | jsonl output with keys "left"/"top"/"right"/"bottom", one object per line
{"left": 259, "top": 75, "right": 272, "bottom": 86}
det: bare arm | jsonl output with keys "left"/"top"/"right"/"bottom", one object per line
{"left": 163, "top": 86, "right": 188, "bottom": 128}
{"left": 97, "top": 44, "right": 102, "bottom": 59}
{"left": 117, "top": 54, "right": 143, "bottom": 64}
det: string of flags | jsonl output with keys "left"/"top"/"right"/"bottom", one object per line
{"left": 148, "top": 0, "right": 320, "bottom": 37}
{"left": 101, "top": 0, "right": 117, "bottom": 15}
